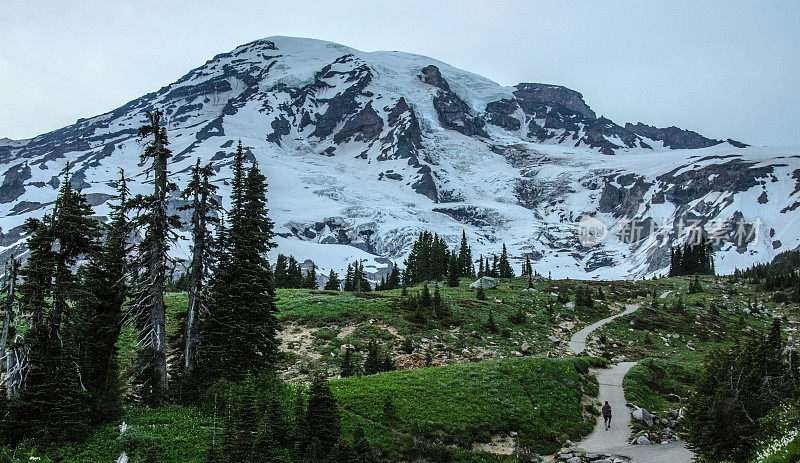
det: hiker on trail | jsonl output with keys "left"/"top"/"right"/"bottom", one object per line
{"left": 602, "top": 401, "right": 612, "bottom": 430}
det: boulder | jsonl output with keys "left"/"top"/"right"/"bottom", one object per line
{"left": 632, "top": 407, "right": 655, "bottom": 426}
{"left": 634, "top": 435, "right": 651, "bottom": 445}
{"left": 521, "top": 341, "right": 532, "bottom": 354}
{"left": 469, "top": 277, "right": 497, "bottom": 289}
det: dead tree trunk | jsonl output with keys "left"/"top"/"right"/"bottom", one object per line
{"left": 0, "top": 257, "right": 18, "bottom": 397}
{"left": 184, "top": 164, "right": 205, "bottom": 376}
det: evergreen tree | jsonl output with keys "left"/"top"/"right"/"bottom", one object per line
{"left": 303, "top": 264, "right": 318, "bottom": 289}
{"left": 292, "top": 387, "right": 309, "bottom": 459}
{"left": 688, "top": 275, "right": 703, "bottom": 294}
{"left": 76, "top": 171, "right": 130, "bottom": 423}
{"left": 233, "top": 377, "right": 259, "bottom": 459}
{"left": 477, "top": 255, "right": 485, "bottom": 278}
{"left": 129, "top": 110, "right": 176, "bottom": 405}
{"left": 274, "top": 254, "right": 289, "bottom": 288}
{"left": 686, "top": 320, "right": 797, "bottom": 461}
{"left": 199, "top": 143, "right": 279, "bottom": 383}
{"left": 498, "top": 244, "right": 514, "bottom": 278}
{"left": 486, "top": 310, "right": 498, "bottom": 334}
{"left": 382, "top": 395, "right": 396, "bottom": 425}
{"left": 351, "top": 261, "right": 371, "bottom": 293}
{"left": 476, "top": 286, "right": 486, "bottom": 301}
{"left": 343, "top": 264, "right": 354, "bottom": 292}
{"left": 324, "top": 269, "right": 341, "bottom": 291}
{"left": 180, "top": 159, "right": 220, "bottom": 380}
{"left": 420, "top": 284, "right": 432, "bottom": 308}
{"left": 491, "top": 255, "right": 498, "bottom": 278}
{"left": 340, "top": 347, "right": 356, "bottom": 378}
{"left": 352, "top": 426, "right": 376, "bottom": 463}
{"left": 447, "top": 251, "right": 460, "bottom": 287}
{"left": 457, "top": 231, "right": 472, "bottom": 277}
{"left": 287, "top": 256, "right": 303, "bottom": 288}
{"left": 386, "top": 263, "right": 401, "bottom": 290}
{"left": 575, "top": 286, "right": 594, "bottom": 308}
{"left": 16, "top": 168, "right": 98, "bottom": 441}
{"left": 306, "top": 376, "right": 340, "bottom": 459}
{"left": 363, "top": 339, "right": 383, "bottom": 376}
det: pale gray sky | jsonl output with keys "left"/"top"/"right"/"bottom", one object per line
{"left": 1, "top": 0, "right": 798, "bottom": 145}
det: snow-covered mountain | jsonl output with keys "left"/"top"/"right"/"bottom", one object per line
{"left": 1, "top": 36, "right": 798, "bottom": 280}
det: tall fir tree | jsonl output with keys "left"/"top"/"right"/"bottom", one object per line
{"left": 498, "top": 244, "right": 514, "bottom": 278}
{"left": 287, "top": 256, "right": 303, "bottom": 288}
{"left": 305, "top": 376, "right": 341, "bottom": 459}
{"left": 16, "top": 166, "right": 98, "bottom": 442}
{"left": 324, "top": 269, "right": 341, "bottom": 290}
{"left": 199, "top": 143, "right": 279, "bottom": 383}
{"left": 457, "top": 231, "right": 472, "bottom": 277}
{"left": 129, "top": 110, "right": 177, "bottom": 405}
{"left": 447, "top": 251, "right": 460, "bottom": 287}
{"left": 302, "top": 263, "right": 318, "bottom": 289}
{"left": 76, "top": 171, "right": 130, "bottom": 423}
{"left": 386, "top": 263, "right": 401, "bottom": 290}
{"left": 274, "top": 254, "right": 289, "bottom": 288}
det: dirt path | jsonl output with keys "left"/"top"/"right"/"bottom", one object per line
{"left": 569, "top": 306, "right": 695, "bottom": 462}
{"left": 568, "top": 304, "right": 639, "bottom": 355}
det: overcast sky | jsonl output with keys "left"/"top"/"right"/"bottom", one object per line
{"left": 2, "top": 1, "right": 798, "bottom": 146}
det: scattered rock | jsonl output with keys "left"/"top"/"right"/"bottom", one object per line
{"left": 393, "top": 353, "right": 428, "bottom": 370}
{"left": 520, "top": 341, "right": 532, "bottom": 354}
{"left": 470, "top": 276, "right": 497, "bottom": 289}
{"left": 632, "top": 407, "right": 655, "bottom": 427}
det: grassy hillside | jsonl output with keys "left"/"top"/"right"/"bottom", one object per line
{"left": 5, "top": 357, "right": 603, "bottom": 462}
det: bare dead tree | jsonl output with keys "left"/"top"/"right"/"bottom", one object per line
{"left": 0, "top": 256, "right": 19, "bottom": 398}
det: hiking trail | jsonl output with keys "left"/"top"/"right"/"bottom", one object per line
{"left": 568, "top": 304, "right": 695, "bottom": 463}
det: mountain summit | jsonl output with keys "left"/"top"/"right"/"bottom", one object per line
{"left": 0, "top": 36, "right": 795, "bottom": 278}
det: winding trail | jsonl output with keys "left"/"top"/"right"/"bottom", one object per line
{"left": 569, "top": 304, "right": 639, "bottom": 355}
{"left": 569, "top": 305, "right": 695, "bottom": 463}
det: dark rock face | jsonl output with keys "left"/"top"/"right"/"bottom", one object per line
{"left": 485, "top": 83, "right": 657, "bottom": 154}
{"left": 0, "top": 163, "right": 31, "bottom": 204}
{"left": 311, "top": 55, "right": 374, "bottom": 140}
{"left": 513, "top": 83, "right": 596, "bottom": 120}
{"left": 584, "top": 117, "right": 647, "bottom": 155}
{"left": 420, "top": 65, "right": 450, "bottom": 91}
{"left": 432, "top": 92, "right": 488, "bottom": 137}
{"left": 625, "top": 122, "right": 722, "bottom": 149}
{"left": 485, "top": 99, "right": 521, "bottom": 131}
{"left": 411, "top": 164, "right": 438, "bottom": 201}
{"left": 598, "top": 174, "right": 653, "bottom": 218}
{"left": 657, "top": 158, "right": 773, "bottom": 205}
{"left": 431, "top": 205, "right": 507, "bottom": 227}
{"left": 380, "top": 97, "right": 422, "bottom": 160}
{"left": 420, "top": 65, "right": 488, "bottom": 138}
{"left": 334, "top": 102, "right": 384, "bottom": 144}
